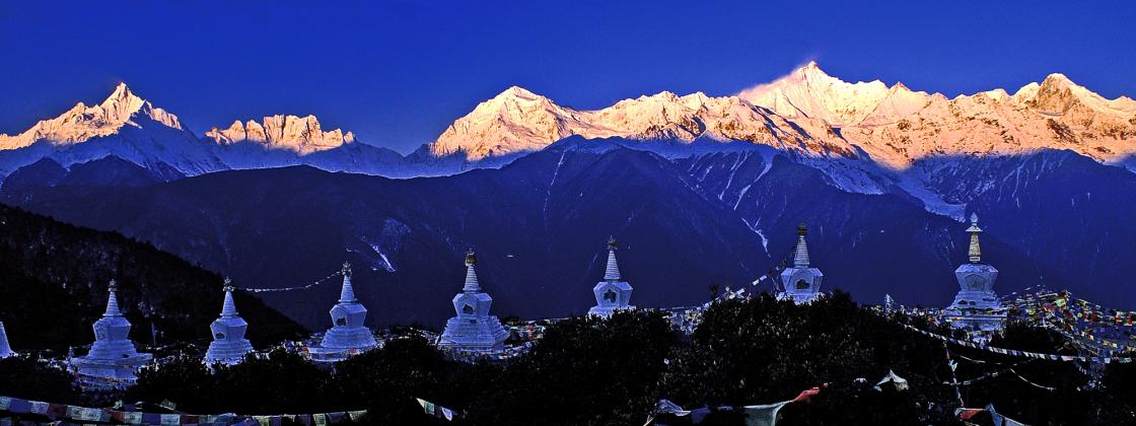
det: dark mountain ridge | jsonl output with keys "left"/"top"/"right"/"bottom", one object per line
{"left": 1, "top": 140, "right": 1092, "bottom": 329}
{"left": 0, "top": 203, "right": 304, "bottom": 351}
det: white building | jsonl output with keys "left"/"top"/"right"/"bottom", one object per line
{"left": 438, "top": 250, "right": 509, "bottom": 352}
{"left": 204, "top": 279, "right": 255, "bottom": 365}
{"left": 70, "top": 280, "right": 153, "bottom": 389}
{"left": 777, "top": 224, "right": 824, "bottom": 304}
{"left": 310, "top": 263, "right": 378, "bottom": 362}
{"left": 943, "top": 214, "right": 1006, "bottom": 332}
{"left": 588, "top": 237, "right": 634, "bottom": 318}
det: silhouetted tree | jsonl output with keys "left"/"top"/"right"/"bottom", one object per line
{"left": 333, "top": 336, "right": 460, "bottom": 425}
{"left": 465, "top": 310, "right": 677, "bottom": 426}
{"left": 662, "top": 292, "right": 958, "bottom": 425}
{"left": 128, "top": 355, "right": 217, "bottom": 411}
{"left": 0, "top": 356, "right": 80, "bottom": 403}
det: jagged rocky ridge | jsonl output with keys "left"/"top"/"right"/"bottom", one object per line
{"left": 204, "top": 114, "right": 356, "bottom": 155}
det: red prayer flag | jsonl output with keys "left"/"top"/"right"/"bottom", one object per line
{"left": 791, "top": 385, "right": 825, "bottom": 402}
{"left": 957, "top": 408, "right": 984, "bottom": 420}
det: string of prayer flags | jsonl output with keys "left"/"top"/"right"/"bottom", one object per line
{"left": 646, "top": 384, "right": 824, "bottom": 426}
{"left": 0, "top": 394, "right": 366, "bottom": 425}
{"left": 416, "top": 397, "right": 455, "bottom": 422}
{"left": 902, "top": 324, "right": 1134, "bottom": 364}
{"left": 954, "top": 405, "right": 1031, "bottom": 425}
{"left": 240, "top": 269, "right": 346, "bottom": 294}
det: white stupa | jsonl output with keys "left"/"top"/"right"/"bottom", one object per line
{"left": 310, "top": 262, "right": 378, "bottom": 362}
{"left": 943, "top": 214, "right": 1006, "bottom": 331}
{"left": 70, "top": 280, "right": 153, "bottom": 389}
{"left": 438, "top": 250, "right": 509, "bottom": 353}
{"left": 777, "top": 224, "right": 824, "bottom": 304}
{"left": 204, "top": 279, "right": 254, "bottom": 365}
{"left": 588, "top": 237, "right": 634, "bottom": 318}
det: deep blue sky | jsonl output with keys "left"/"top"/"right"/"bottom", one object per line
{"left": 1, "top": 1, "right": 1133, "bottom": 154}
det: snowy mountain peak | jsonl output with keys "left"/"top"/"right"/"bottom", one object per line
{"left": 476, "top": 86, "right": 559, "bottom": 112}
{"left": 977, "top": 88, "right": 1011, "bottom": 102}
{"left": 790, "top": 60, "right": 832, "bottom": 81}
{"left": 0, "top": 82, "right": 185, "bottom": 150}
{"left": 429, "top": 86, "right": 585, "bottom": 159}
{"left": 204, "top": 114, "right": 356, "bottom": 155}
{"left": 738, "top": 62, "right": 891, "bottom": 126}
{"left": 1041, "top": 72, "right": 1076, "bottom": 87}
{"left": 101, "top": 82, "right": 142, "bottom": 110}
{"left": 497, "top": 85, "right": 542, "bottom": 100}
{"left": 1012, "top": 82, "right": 1041, "bottom": 100}
{"left": 1016, "top": 72, "right": 1136, "bottom": 117}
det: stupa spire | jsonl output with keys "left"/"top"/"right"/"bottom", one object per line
{"left": 72, "top": 279, "right": 152, "bottom": 389}
{"left": 338, "top": 262, "right": 357, "bottom": 303}
{"left": 777, "top": 224, "right": 824, "bottom": 305}
{"left": 943, "top": 212, "right": 1005, "bottom": 332}
{"left": 462, "top": 249, "right": 481, "bottom": 292}
{"left": 589, "top": 236, "right": 635, "bottom": 318}
{"left": 311, "top": 261, "right": 377, "bottom": 361}
{"left": 966, "top": 213, "right": 983, "bottom": 263}
{"left": 220, "top": 278, "right": 238, "bottom": 318}
{"left": 604, "top": 236, "right": 622, "bottom": 281}
{"left": 205, "top": 277, "right": 254, "bottom": 365}
{"left": 793, "top": 224, "right": 810, "bottom": 267}
{"left": 439, "top": 248, "right": 508, "bottom": 352}
{"left": 104, "top": 280, "right": 123, "bottom": 317}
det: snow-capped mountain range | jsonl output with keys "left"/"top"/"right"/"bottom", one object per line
{"left": 5, "top": 65, "right": 1136, "bottom": 316}
{"left": 430, "top": 84, "right": 852, "bottom": 161}
{"left": 2, "top": 63, "right": 1134, "bottom": 210}
{"left": 0, "top": 83, "right": 409, "bottom": 178}
{"left": 435, "top": 61, "right": 1136, "bottom": 170}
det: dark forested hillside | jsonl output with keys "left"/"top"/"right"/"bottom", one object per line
{"left": 0, "top": 143, "right": 1081, "bottom": 329}
{"left": 0, "top": 147, "right": 770, "bottom": 328}
{"left": 0, "top": 203, "right": 303, "bottom": 351}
